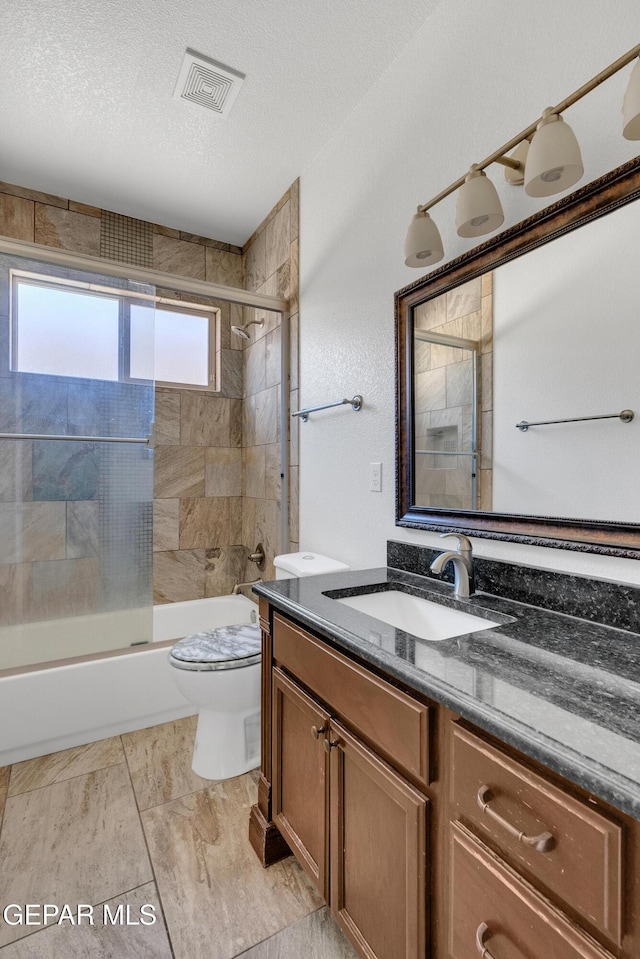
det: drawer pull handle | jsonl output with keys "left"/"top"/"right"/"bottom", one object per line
{"left": 323, "top": 738, "right": 339, "bottom": 753}
{"left": 310, "top": 724, "right": 327, "bottom": 739}
{"left": 475, "top": 922, "right": 495, "bottom": 959}
{"left": 477, "top": 785, "right": 555, "bottom": 853}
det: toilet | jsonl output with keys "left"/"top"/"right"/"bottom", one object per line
{"left": 168, "top": 551, "right": 349, "bottom": 781}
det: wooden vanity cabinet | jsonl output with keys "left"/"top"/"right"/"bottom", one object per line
{"left": 269, "top": 614, "right": 431, "bottom": 959}
{"left": 251, "top": 601, "right": 640, "bottom": 959}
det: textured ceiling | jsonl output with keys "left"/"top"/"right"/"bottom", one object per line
{"left": 0, "top": 0, "right": 441, "bottom": 245}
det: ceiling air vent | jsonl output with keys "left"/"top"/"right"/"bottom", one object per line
{"left": 174, "top": 49, "right": 245, "bottom": 119}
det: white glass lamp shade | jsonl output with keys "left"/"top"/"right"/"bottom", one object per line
{"left": 622, "top": 58, "right": 640, "bottom": 140}
{"left": 455, "top": 169, "right": 504, "bottom": 238}
{"left": 524, "top": 113, "right": 583, "bottom": 198}
{"left": 404, "top": 211, "right": 444, "bottom": 267}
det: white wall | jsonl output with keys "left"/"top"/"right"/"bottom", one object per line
{"left": 298, "top": 0, "right": 640, "bottom": 585}
{"left": 493, "top": 199, "right": 640, "bottom": 521}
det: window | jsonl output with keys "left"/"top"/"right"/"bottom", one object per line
{"left": 10, "top": 273, "right": 218, "bottom": 390}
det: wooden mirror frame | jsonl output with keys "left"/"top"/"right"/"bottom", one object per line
{"left": 395, "top": 155, "right": 640, "bottom": 558}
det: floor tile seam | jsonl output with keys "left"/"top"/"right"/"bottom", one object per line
{"left": 122, "top": 737, "right": 177, "bottom": 959}
{"left": 4, "top": 759, "right": 128, "bottom": 800}
{"left": 136, "top": 780, "right": 218, "bottom": 814}
{"left": 0, "top": 769, "right": 9, "bottom": 840}
{"left": 230, "top": 906, "right": 327, "bottom": 959}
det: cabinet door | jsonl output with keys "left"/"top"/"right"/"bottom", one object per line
{"left": 329, "top": 720, "right": 428, "bottom": 959}
{"left": 272, "top": 667, "right": 331, "bottom": 898}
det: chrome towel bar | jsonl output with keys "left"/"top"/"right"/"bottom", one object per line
{"left": 292, "top": 394, "right": 363, "bottom": 423}
{"left": 0, "top": 431, "right": 153, "bottom": 445}
{"left": 515, "top": 409, "right": 634, "bottom": 432}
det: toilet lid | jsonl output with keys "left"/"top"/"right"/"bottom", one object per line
{"left": 169, "top": 623, "right": 261, "bottom": 671}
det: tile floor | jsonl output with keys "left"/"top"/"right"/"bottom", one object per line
{"left": 0, "top": 716, "right": 358, "bottom": 958}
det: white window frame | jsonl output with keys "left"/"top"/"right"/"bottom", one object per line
{"left": 10, "top": 270, "right": 220, "bottom": 392}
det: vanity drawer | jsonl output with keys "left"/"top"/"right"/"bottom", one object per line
{"left": 450, "top": 723, "right": 622, "bottom": 943}
{"left": 449, "top": 822, "right": 614, "bottom": 959}
{"left": 272, "top": 613, "right": 431, "bottom": 787}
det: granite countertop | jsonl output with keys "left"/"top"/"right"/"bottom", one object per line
{"left": 253, "top": 567, "right": 640, "bottom": 820}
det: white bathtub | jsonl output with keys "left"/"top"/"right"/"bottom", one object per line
{"left": 0, "top": 594, "right": 259, "bottom": 766}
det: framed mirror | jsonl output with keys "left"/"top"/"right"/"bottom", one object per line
{"left": 395, "top": 155, "right": 640, "bottom": 557}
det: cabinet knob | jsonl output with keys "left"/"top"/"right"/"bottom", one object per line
{"left": 475, "top": 922, "right": 496, "bottom": 959}
{"left": 310, "top": 724, "right": 327, "bottom": 739}
{"left": 477, "top": 784, "right": 555, "bottom": 853}
{"left": 322, "top": 738, "right": 339, "bottom": 753}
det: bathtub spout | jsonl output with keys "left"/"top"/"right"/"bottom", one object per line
{"left": 232, "top": 578, "right": 262, "bottom": 595}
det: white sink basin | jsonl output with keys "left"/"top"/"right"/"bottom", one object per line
{"left": 335, "top": 590, "right": 501, "bottom": 642}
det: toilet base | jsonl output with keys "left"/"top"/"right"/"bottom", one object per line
{"left": 192, "top": 705, "right": 261, "bottom": 780}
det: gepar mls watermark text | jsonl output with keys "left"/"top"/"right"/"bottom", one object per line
{"left": 2, "top": 903, "right": 156, "bottom": 927}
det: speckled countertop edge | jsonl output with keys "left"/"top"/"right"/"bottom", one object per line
{"left": 254, "top": 567, "right": 640, "bottom": 820}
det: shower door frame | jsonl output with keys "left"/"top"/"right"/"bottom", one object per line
{"left": 0, "top": 236, "right": 292, "bottom": 556}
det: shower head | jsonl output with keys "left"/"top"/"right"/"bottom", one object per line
{"left": 231, "top": 319, "right": 264, "bottom": 340}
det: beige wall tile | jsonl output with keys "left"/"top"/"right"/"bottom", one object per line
{"left": 481, "top": 352, "right": 493, "bottom": 411}
{"left": 290, "top": 390, "right": 299, "bottom": 467}
{"left": 205, "top": 545, "right": 247, "bottom": 596}
{"left": 0, "top": 764, "right": 152, "bottom": 948}
{"left": 481, "top": 270, "right": 493, "bottom": 297}
{"left": 152, "top": 235, "right": 205, "bottom": 280}
{"left": 34, "top": 204, "right": 100, "bottom": 255}
{"left": 219, "top": 349, "right": 243, "bottom": 398}
{"left": 180, "top": 394, "right": 235, "bottom": 447}
{"left": 205, "top": 248, "right": 243, "bottom": 287}
{"left": 179, "top": 497, "right": 230, "bottom": 549}
{"left": 289, "top": 312, "right": 299, "bottom": 391}
{"left": 244, "top": 446, "right": 266, "bottom": 499}
{"left": 266, "top": 201, "right": 291, "bottom": 278}
{"left": 245, "top": 337, "right": 266, "bottom": 397}
{"left": 8, "top": 737, "right": 125, "bottom": 797}
{"left": 153, "top": 498, "right": 180, "bottom": 551}
{"left": 141, "top": 775, "right": 322, "bottom": 959}
{"left": 290, "top": 178, "right": 299, "bottom": 242}
{"left": 255, "top": 498, "right": 279, "bottom": 575}
{"left": 274, "top": 258, "right": 291, "bottom": 300}
{"left": 154, "top": 223, "right": 180, "bottom": 238}
{"left": 230, "top": 398, "right": 242, "bottom": 447}
{"left": 415, "top": 368, "right": 446, "bottom": 415}
{"left": 265, "top": 443, "right": 281, "bottom": 502}
{"left": 446, "top": 278, "right": 481, "bottom": 320}
{"left": 205, "top": 447, "right": 242, "bottom": 497}
{"left": 154, "top": 391, "right": 181, "bottom": 445}
{"left": 121, "top": 717, "right": 206, "bottom": 811}
{"left": 242, "top": 497, "right": 256, "bottom": 556}
{"left": 0, "top": 194, "right": 34, "bottom": 241}
{"left": 414, "top": 294, "right": 447, "bottom": 331}
{"left": 255, "top": 385, "right": 279, "bottom": 445}
{"left": 265, "top": 326, "right": 281, "bottom": 390}
{"left": 0, "top": 502, "right": 66, "bottom": 564}
{"left": 289, "top": 237, "right": 299, "bottom": 314}
{"left": 481, "top": 410, "right": 493, "bottom": 470}
{"left": 66, "top": 500, "right": 99, "bottom": 558}
{"left": 154, "top": 446, "right": 205, "bottom": 498}
{"left": 30, "top": 557, "right": 100, "bottom": 619}
{"left": 0, "top": 181, "right": 67, "bottom": 208}
{"left": 229, "top": 496, "right": 243, "bottom": 543}
{"left": 0, "top": 563, "right": 31, "bottom": 627}
{"left": 481, "top": 293, "right": 493, "bottom": 354}
{"left": 153, "top": 549, "right": 206, "bottom": 604}
{"left": 244, "top": 229, "right": 266, "bottom": 292}
{"left": 0, "top": 440, "right": 32, "bottom": 502}
{"left": 68, "top": 200, "right": 101, "bottom": 218}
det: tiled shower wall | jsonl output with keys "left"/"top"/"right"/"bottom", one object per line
{"left": 0, "top": 179, "right": 299, "bottom": 606}
{"left": 413, "top": 273, "right": 493, "bottom": 511}
{"left": 240, "top": 180, "right": 299, "bottom": 582}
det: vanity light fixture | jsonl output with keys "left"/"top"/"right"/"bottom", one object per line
{"left": 405, "top": 43, "right": 640, "bottom": 267}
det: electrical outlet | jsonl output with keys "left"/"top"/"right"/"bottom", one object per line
{"left": 369, "top": 461, "right": 382, "bottom": 492}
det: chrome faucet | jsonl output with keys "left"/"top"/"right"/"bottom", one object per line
{"left": 429, "top": 533, "right": 475, "bottom": 598}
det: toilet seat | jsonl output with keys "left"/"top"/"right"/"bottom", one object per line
{"left": 169, "top": 623, "right": 261, "bottom": 671}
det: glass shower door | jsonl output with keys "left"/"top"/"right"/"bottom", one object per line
{"left": 0, "top": 253, "right": 155, "bottom": 670}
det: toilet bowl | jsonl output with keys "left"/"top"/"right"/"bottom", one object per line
{"left": 168, "top": 624, "right": 262, "bottom": 780}
{"left": 168, "top": 552, "right": 350, "bottom": 781}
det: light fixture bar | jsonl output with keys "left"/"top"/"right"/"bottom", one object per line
{"left": 417, "top": 42, "right": 640, "bottom": 214}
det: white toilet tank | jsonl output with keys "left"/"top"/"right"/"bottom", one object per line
{"left": 274, "top": 552, "right": 350, "bottom": 579}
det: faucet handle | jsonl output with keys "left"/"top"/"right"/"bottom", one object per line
{"left": 439, "top": 532, "right": 473, "bottom": 554}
